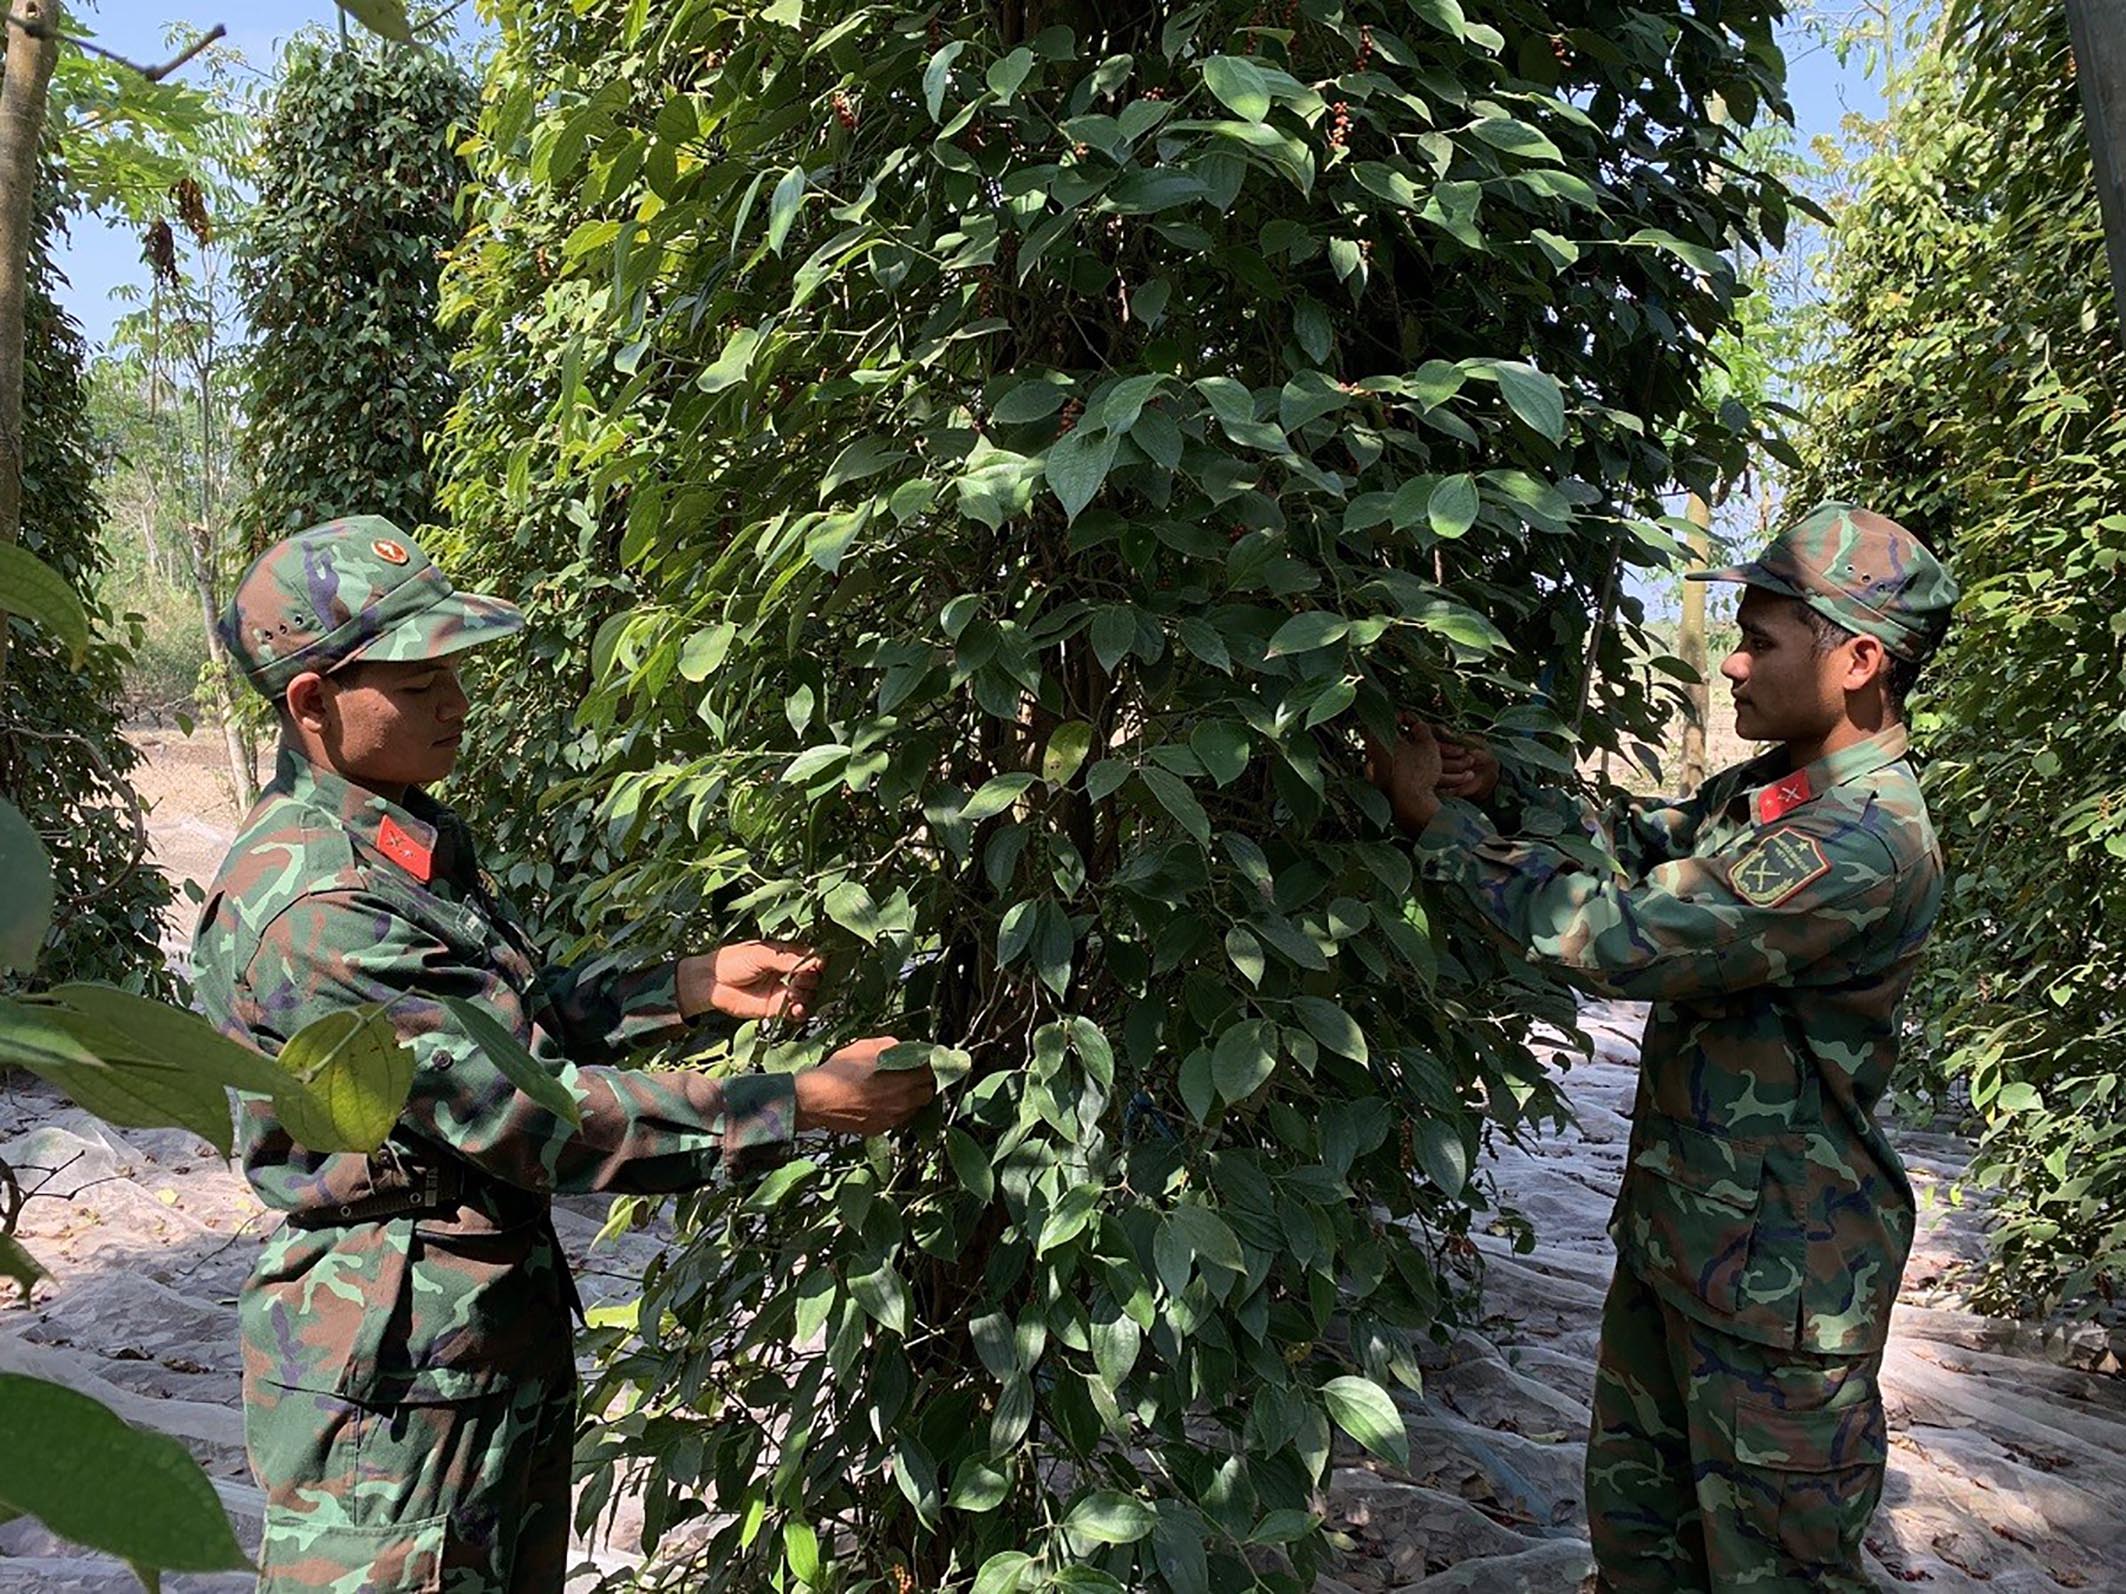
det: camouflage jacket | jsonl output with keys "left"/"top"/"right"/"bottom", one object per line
{"left": 194, "top": 746, "right": 796, "bottom": 1402}
{"left": 1419, "top": 726, "right": 1942, "bottom": 1354}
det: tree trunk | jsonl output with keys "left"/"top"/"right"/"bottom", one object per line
{"left": 187, "top": 521, "right": 255, "bottom": 806}
{"left": 0, "top": 0, "right": 63, "bottom": 693}
{"left": 138, "top": 498, "right": 164, "bottom": 580}
{"left": 1679, "top": 493, "right": 1713, "bottom": 788}
{"left": 187, "top": 251, "right": 255, "bottom": 805}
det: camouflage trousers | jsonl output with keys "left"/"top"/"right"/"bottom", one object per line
{"left": 1586, "top": 1265, "right": 1887, "bottom": 1593}
{"left": 245, "top": 1372, "right": 577, "bottom": 1593}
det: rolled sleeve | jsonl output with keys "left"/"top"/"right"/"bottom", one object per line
{"left": 243, "top": 891, "right": 793, "bottom": 1196}
{"left": 536, "top": 956, "right": 705, "bottom": 1063}
{"left": 1416, "top": 800, "right": 1901, "bottom": 1002}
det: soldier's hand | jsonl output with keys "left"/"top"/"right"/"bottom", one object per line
{"left": 683, "top": 941, "right": 824, "bottom": 1022}
{"left": 1363, "top": 713, "right": 1444, "bottom": 835}
{"left": 794, "top": 1037, "right": 937, "bottom": 1136}
{"left": 1438, "top": 732, "right": 1501, "bottom": 801}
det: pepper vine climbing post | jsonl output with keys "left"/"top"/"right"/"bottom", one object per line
{"left": 2065, "top": 0, "right": 2126, "bottom": 339}
{"left": 0, "top": 0, "right": 63, "bottom": 693}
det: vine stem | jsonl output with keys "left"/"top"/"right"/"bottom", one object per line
{"left": 7, "top": 721, "right": 151, "bottom": 902}
{"left": 1572, "top": 531, "right": 1624, "bottom": 739}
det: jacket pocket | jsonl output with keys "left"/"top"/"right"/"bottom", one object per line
{"left": 1621, "top": 1116, "right": 1765, "bottom": 1317}
{"left": 259, "top": 1508, "right": 446, "bottom": 1593}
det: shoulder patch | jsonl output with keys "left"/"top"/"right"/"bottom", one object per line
{"left": 1728, "top": 827, "right": 1833, "bottom": 908}
{"left": 377, "top": 815, "right": 436, "bottom": 884}
{"left": 1754, "top": 768, "right": 1815, "bottom": 824}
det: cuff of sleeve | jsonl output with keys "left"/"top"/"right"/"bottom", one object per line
{"left": 632, "top": 960, "right": 686, "bottom": 1024}
{"left": 595, "top": 960, "right": 700, "bottom": 1052}
{"left": 1413, "top": 797, "right": 1499, "bottom": 885}
{"left": 713, "top": 1070, "right": 798, "bottom": 1182}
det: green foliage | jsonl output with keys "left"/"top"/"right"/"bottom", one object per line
{"left": 237, "top": 36, "right": 474, "bottom": 543}
{"left": 94, "top": 540, "right": 207, "bottom": 717}
{"left": 440, "top": 0, "right": 1795, "bottom": 1584}
{"left": 86, "top": 334, "right": 242, "bottom": 718}
{"left": 45, "top": 33, "right": 227, "bottom": 222}
{"left": 1799, "top": 0, "right": 2126, "bottom": 1316}
{"left": 3, "top": 178, "right": 173, "bottom": 994}
{"left": 0, "top": 1373, "right": 249, "bottom": 1583}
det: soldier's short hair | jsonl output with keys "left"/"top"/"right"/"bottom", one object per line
{"left": 1796, "top": 601, "right": 1919, "bottom": 721}
{"left": 271, "top": 659, "right": 378, "bottom": 737}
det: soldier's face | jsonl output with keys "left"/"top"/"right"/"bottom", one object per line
{"left": 293, "top": 658, "right": 471, "bottom": 794}
{"left": 1722, "top": 591, "right": 1844, "bottom": 746}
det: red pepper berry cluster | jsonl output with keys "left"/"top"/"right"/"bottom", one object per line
{"left": 1355, "top": 24, "right": 1374, "bottom": 70}
{"left": 832, "top": 91, "right": 857, "bottom": 131}
{"left": 1328, "top": 101, "right": 1352, "bottom": 149}
{"left": 1058, "top": 399, "right": 1084, "bottom": 435}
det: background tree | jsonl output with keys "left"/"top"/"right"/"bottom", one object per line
{"left": 136, "top": 168, "right": 261, "bottom": 800}
{"left": 236, "top": 32, "right": 474, "bottom": 544}
{"left": 1, "top": 179, "right": 176, "bottom": 990}
{"left": 84, "top": 289, "right": 250, "bottom": 723}
{"left": 1799, "top": 0, "right": 2126, "bottom": 1317}
{"left": 439, "top": 0, "right": 1795, "bottom": 1586}
{"left": 0, "top": 7, "right": 411, "bottom": 982}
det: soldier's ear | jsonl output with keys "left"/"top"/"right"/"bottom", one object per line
{"left": 1840, "top": 633, "right": 1890, "bottom": 696}
{"left": 284, "top": 671, "right": 334, "bottom": 734}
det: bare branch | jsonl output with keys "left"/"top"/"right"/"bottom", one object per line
{"left": 5, "top": 722, "right": 152, "bottom": 901}
{"left": 2, "top": 13, "right": 227, "bottom": 81}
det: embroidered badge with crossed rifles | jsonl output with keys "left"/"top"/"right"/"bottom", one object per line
{"left": 1728, "top": 828, "right": 1833, "bottom": 908}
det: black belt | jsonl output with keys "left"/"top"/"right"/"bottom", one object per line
{"left": 284, "top": 1158, "right": 467, "bottom": 1229}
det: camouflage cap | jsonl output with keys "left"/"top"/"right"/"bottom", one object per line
{"left": 222, "top": 516, "right": 524, "bottom": 699}
{"left": 1686, "top": 500, "right": 1957, "bottom": 662}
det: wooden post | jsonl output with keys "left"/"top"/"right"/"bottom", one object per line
{"left": 1679, "top": 494, "right": 1713, "bottom": 789}
{"left": 0, "top": 0, "right": 62, "bottom": 694}
{"left": 2066, "top": 0, "right": 2126, "bottom": 339}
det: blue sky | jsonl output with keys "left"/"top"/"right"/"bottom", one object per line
{"left": 51, "top": 3, "right": 1885, "bottom": 351}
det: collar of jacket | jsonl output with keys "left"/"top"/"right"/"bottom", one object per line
{"left": 1744, "top": 724, "right": 1911, "bottom": 828}
{"left": 273, "top": 743, "right": 457, "bottom": 885}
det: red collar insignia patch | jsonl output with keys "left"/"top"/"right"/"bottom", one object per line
{"left": 1754, "top": 769, "right": 1815, "bottom": 825}
{"left": 376, "top": 815, "right": 435, "bottom": 883}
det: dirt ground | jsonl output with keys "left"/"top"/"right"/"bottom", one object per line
{"left": 123, "top": 725, "right": 262, "bottom": 971}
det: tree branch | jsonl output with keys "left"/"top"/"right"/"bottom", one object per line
{"left": 2, "top": 13, "right": 227, "bottom": 81}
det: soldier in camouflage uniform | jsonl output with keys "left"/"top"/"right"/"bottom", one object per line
{"left": 194, "top": 517, "right": 935, "bottom": 1594}
{"left": 1367, "top": 504, "right": 1958, "bottom": 1592}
